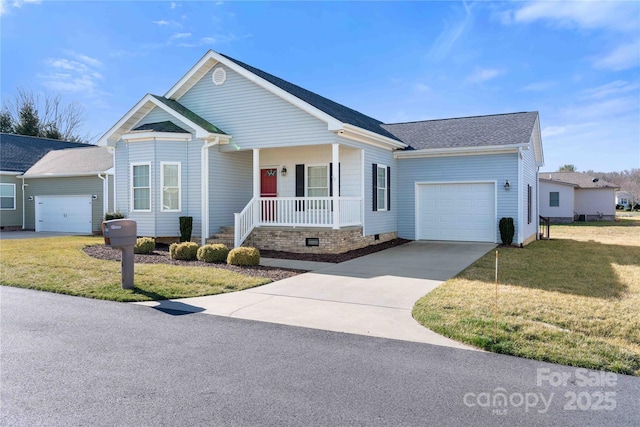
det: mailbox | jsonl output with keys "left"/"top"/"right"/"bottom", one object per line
{"left": 102, "top": 219, "right": 137, "bottom": 290}
{"left": 103, "top": 219, "right": 137, "bottom": 247}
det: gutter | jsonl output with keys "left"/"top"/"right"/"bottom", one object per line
{"left": 201, "top": 137, "right": 220, "bottom": 244}
{"left": 394, "top": 143, "right": 529, "bottom": 159}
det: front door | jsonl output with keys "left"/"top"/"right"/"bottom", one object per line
{"left": 261, "top": 168, "right": 278, "bottom": 222}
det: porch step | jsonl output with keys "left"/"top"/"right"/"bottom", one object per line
{"left": 206, "top": 226, "right": 235, "bottom": 248}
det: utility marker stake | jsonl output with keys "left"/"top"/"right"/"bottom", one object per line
{"left": 494, "top": 250, "right": 498, "bottom": 344}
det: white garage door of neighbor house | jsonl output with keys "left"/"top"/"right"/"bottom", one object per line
{"left": 35, "top": 195, "right": 92, "bottom": 233}
{"left": 416, "top": 182, "right": 496, "bottom": 242}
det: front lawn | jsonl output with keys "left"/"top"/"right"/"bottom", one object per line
{"left": 413, "top": 219, "right": 640, "bottom": 375}
{"left": 0, "top": 236, "right": 271, "bottom": 302}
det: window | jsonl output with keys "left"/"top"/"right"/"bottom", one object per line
{"left": 131, "top": 163, "right": 151, "bottom": 211}
{"left": 161, "top": 162, "right": 181, "bottom": 211}
{"left": 527, "top": 184, "right": 532, "bottom": 224}
{"left": 0, "top": 183, "right": 16, "bottom": 210}
{"left": 306, "top": 165, "right": 329, "bottom": 197}
{"left": 372, "top": 164, "right": 390, "bottom": 211}
{"left": 549, "top": 191, "right": 559, "bottom": 207}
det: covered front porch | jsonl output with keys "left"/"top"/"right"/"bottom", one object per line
{"left": 230, "top": 143, "right": 364, "bottom": 247}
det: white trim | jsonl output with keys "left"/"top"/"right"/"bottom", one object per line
{"left": 130, "top": 162, "right": 152, "bottom": 212}
{"left": 305, "top": 163, "right": 330, "bottom": 197}
{"left": 0, "top": 171, "right": 22, "bottom": 176}
{"left": 360, "top": 149, "right": 366, "bottom": 237}
{"left": 414, "top": 180, "right": 498, "bottom": 243}
{"left": 201, "top": 138, "right": 219, "bottom": 245}
{"left": 21, "top": 172, "right": 113, "bottom": 178}
{"left": 121, "top": 131, "right": 192, "bottom": 143}
{"left": 331, "top": 143, "right": 340, "bottom": 230}
{"left": 337, "top": 125, "right": 407, "bottom": 150}
{"left": 517, "top": 147, "right": 523, "bottom": 244}
{"left": 394, "top": 144, "right": 528, "bottom": 159}
{"left": 161, "top": 162, "right": 182, "bottom": 212}
{"left": 376, "top": 164, "right": 388, "bottom": 212}
{"left": 0, "top": 182, "right": 16, "bottom": 210}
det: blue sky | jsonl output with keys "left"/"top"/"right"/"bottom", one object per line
{"left": 1, "top": 0, "right": 638, "bottom": 172}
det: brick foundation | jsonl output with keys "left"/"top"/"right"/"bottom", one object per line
{"left": 244, "top": 226, "right": 397, "bottom": 254}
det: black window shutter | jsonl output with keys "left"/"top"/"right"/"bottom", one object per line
{"left": 338, "top": 163, "right": 341, "bottom": 196}
{"left": 329, "top": 163, "right": 333, "bottom": 197}
{"left": 372, "top": 163, "right": 378, "bottom": 211}
{"left": 527, "top": 184, "right": 532, "bottom": 224}
{"left": 295, "top": 164, "right": 305, "bottom": 211}
{"left": 387, "top": 166, "right": 391, "bottom": 211}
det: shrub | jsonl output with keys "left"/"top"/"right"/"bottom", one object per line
{"left": 197, "top": 244, "right": 229, "bottom": 263}
{"left": 105, "top": 211, "right": 125, "bottom": 221}
{"left": 134, "top": 237, "right": 155, "bottom": 254}
{"left": 169, "top": 242, "right": 199, "bottom": 261}
{"left": 179, "top": 216, "right": 193, "bottom": 242}
{"left": 227, "top": 247, "right": 260, "bottom": 266}
{"left": 499, "top": 217, "right": 515, "bottom": 246}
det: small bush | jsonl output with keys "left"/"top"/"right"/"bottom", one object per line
{"left": 169, "top": 242, "right": 199, "bottom": 261}
{"left": 227, "top": 247, "right": 260, "bottom": 266}
{"left": 134, "top": 237, "right": 155, "bottom": 254}
{"left": 197, "top": 244, "right": 229, "bottom": 263}
{"left": 499, "top": 217, "right": 515, "bottom": 246}
{"left": 105, "top": 211, "right": 125, "bottom": 221}
{"left": 179, "top": 216, "right": 193, "bottom": 242}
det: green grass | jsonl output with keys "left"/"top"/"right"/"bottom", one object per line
{"left": 0, "top": 236, "right": 270, "bottom": 302}
{"left": 413, "top": 220, "right": 640, "bottom": 376}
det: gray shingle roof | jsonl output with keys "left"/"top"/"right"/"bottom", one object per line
{"left": 150, "top": 95, "right": 226, "bottom": 135}
{"left": 381, "top": 112, "right": 539, "bottom": 150}
{"left": 540, "top": 172, "right": 619, "bottom": 189}
{"left": 22, "top": 146, "right": 113, "bottom": 176}
{"left": 0, "top": 133, "right": 90, "bottom": 173}
{"left": 133, "top": 121, "right": 189, "bottom": 133}
{"left": 220, "top": 53, "right": 402, "bottom": 142}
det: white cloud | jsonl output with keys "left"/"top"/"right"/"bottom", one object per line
{"left": 520, "top": 81, "right": 556, "bottom": 92}
{"left": 427, "top": 1, "right": 474, "bottom": 61}
{"left": 1, "top": 0, "right": 40, "bottom": 15}
{"left": 467, "top": 67, "right": 505, "bottom": 83}
{"left": 509, "top": 1, "right": 639, "bottom": 32}
{"left": 39, "top": 51, "right": 103, "bottom": 94}
{"left": 582, "top": 80, "right": 640, "bottom": 100}
{"left": 171, "top": 32, "right": 191, "bottom": 39}
{"left": 593, "top": 40, "right": 640, "bottom": 71}
{"left": 170, "top": 2, "right": 177, "bottom": 9}
{"left": 153, "top": 19, "right": 169, "bottom": 25}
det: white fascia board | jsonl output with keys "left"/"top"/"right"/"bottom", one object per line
{"left": 122, "top": 131, "right": 193, "bottom": 143}
{"left": 532, "top": 114, "right": 544, "bottom": 167}
{"left": 22, "top": 172, "right": 111, "bottom": 178}
{"left": 164, "top": 51, "right": 219, "bottom": 100}
{"left": 339, "top": 124, "right": 407, "bottom": 150}
{"left": 165, "top": 50, "right": 344, "bottom": 133}
{"left": 0, "top": 171, "right": 22, "bottom": 176}
{"left": 539, "top": 179, "right": 577, "bottom": 187}
{"left": 394, "top": 144, "right": 526, "bottom": 159}
{"left": 97, "top": 94, "right": 156, "bottom": 146}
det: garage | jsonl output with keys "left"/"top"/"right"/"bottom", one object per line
{"left": 416, "top": 182, "right": 496, "bottom": 242}
{"left": 35, "top": 195, "right": 92, "bottom": 233}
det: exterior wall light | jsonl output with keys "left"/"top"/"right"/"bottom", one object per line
{"left": 92, "top": 194, "right": 98, "bottom": 200}
{"left": 504, "top": 180, "right": 510, "bottom": 190}
{"left": 281, "top": 166, "right": 287, "bottom": 176}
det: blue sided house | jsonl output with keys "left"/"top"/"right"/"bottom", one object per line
{"left": 98, "top": 50, "right": 544, "bottom": 253}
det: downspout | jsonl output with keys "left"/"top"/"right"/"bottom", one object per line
{"left": 517, "top": 147, "right": 523, "bottom": 245}
{"left": 98, "top": 174, "right": 107, "bottom": 218}
{"left": 20, "top": 177, "right": 27, "bottom": 230}
{"left": 201, "top": 137, "right": 219, "bottom": 245}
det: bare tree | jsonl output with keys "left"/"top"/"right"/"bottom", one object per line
{"left": 587, "top": 169, "right": 640, "bottom": 206}
{"left": 1, "top": 87, "right": 89, "bottom": 142}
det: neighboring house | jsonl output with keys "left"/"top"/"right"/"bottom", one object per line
{"left": 539, "top": 172, "right": 619, "bottom": 222}
{"left": 0, "top": 133, "right": 89, "bottom": 231}
{"left": 615, "top": 190, "right": 632, "bottom": 209}
{"left": 22, "top": 146, "right": 114, "bottom": 233}
{"left": 98, "top": 50, "right": 544, "bottom": 253}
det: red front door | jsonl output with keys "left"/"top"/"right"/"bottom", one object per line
{"left": 261, "top": 168, "right": 278, "bottom": 221}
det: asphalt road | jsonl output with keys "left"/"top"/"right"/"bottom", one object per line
{"left": 2, "top": 286, "right": 639, "bottom": 426}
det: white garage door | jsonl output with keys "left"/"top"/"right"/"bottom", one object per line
{"left": 35, "top": 196, "right": 92, "bottom": 233}
{"left": 416, "top": 182, "right": 496, "bottom": 242}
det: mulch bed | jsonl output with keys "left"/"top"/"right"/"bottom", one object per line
{"left": 83, "top": 238, "right": 411, "bottom": 282}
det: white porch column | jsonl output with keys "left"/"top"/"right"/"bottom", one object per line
{"left": 253, "top": 149, "right": 260, "bottom": 199}
{"left": 332, "top": 143, "right": 340, "bottom": 229}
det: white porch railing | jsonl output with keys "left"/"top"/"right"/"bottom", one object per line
{"left": 234, "top": 197, "right": 362, "bottom": 247}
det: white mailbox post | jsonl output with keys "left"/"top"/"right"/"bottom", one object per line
{"left": 102, "top": 219, "right": 137, "bottom": 289}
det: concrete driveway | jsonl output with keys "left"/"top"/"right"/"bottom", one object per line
{"left": 136, "top": 241, "right": 495, "bottom": 349}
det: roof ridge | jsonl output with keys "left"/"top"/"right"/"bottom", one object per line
{"left": 384, "top": 111, "right": 537, "bottom": 126}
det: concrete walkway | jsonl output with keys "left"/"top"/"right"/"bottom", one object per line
{"left": 135, "top": 241, "right": 495, "bottom": 349}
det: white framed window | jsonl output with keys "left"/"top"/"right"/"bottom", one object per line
{"left": 0, "top": 183, "right": 16, "bottom": 210}
{"left": 306, "top": 164, "right": 329, "bottom": 197}
{"left": 377, "top": 164, "right": 387, "bottom": 211}
{"left": 161, "top": 162, "right": 181, "bottom": 212}
{"left": 131, "top": 163, "right": 151, "bottom": 212}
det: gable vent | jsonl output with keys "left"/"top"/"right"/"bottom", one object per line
{"left": 212, "top": 67, "right": 227, "bottom": 86}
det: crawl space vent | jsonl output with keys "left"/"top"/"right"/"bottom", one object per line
{"left": 212, "top": 67, "right": 227, "bottom": 86}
